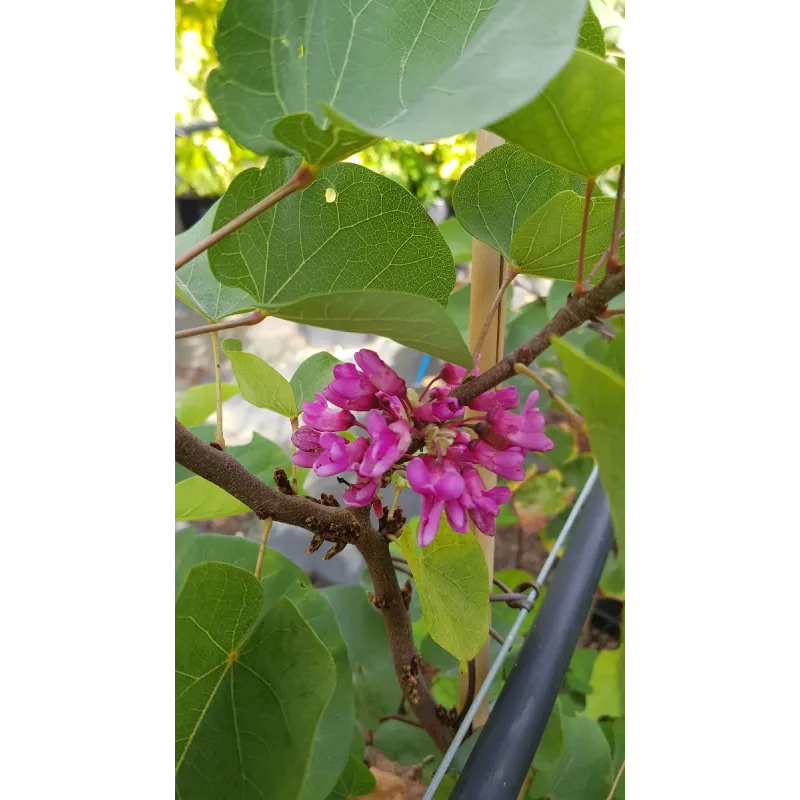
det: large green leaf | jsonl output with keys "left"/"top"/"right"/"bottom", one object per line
{"left": 324, "top": 755, "right": 376, "bottom": 800}
{"left": 222, "top": 338, "right": 298, "bottom": 417}
{"left": 176, "top": 382, "right": 239, "bottom": 428}
{"left": 453, "top": 144, "right": 584, "bottom": 263}
{"left": 533, "top": 697, "right": 565, "bottom": 771}
{"left": 551, "top": 338, "right": 624, "bottom": 562}
{"left": 492, "top": 50, "right": 625, "bottom": 178}
{"left": 175, "top": 433, "right": 292, "bottom": 520}
{"left": 207, "top": 0, "right": 587, "bottom": 158}
{"left": 505, "top": 300, "right": 549, "bottom": 354}
{"left": 291, "top": 351, "right": 342, "bottom": 409}
{"left": 438, "top": 217, "right": 473, "bottom": 265}
{"left": 176, "top": 563, "right": 336, "bottom": 800}
{"left": 272, "top": 290, "right": 472, "bottom": 368}
{"left": 175, "top": 202, "right": 256, "bottom": 322}
{"left": 584, "top": 647, "right": 624, "bottom": 719}
{"left": 174, "top": 534, "right": 354, "bottom": 800}
{"left": 528, "top": 715, "right": 613, "bottom": 800}
{"left": 398, "top": 518, "right": 489, "bottom": 662}
{"left": 511, "top": 190, "right": 624, "bottom": 282}
{"left": 321, "top": 584, "right": 402, "bottom": 729}
{"left": 209, "top": 160, "right": 454, "bottom": 309}
{"left": 603, "top": 327, "right": 625, "bottom": 378}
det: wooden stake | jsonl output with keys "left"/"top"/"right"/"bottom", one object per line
{"left": 461, "top": 130, "right": 507, "bottom": 728}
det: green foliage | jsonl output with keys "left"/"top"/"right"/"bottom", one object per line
{"left": 175, "top": 528, "right": 258, "bottom": 595}
{"left": 534, "top": 697, "right": 565, "bottom": 771}
{"left": 552, "top": 337, "right": 625, "bottom": 564}
{"left": 584, "top": 647, "right": 625, "bottom": 719}
{"left": 176, "top": 563, "right": 336, "bottom": 800}
{"left": 492, "top": 50, "right": 625, "bottom": 178}
{"left": 398, "top": 518, "right": 489, "bottom": 662}
{"left": 324, "top": 756, "right": 376, "bottom": 799}
{"left": 511, "top": 190, "right": 625, "bottom": 282}
{"left": 541, "top": 426, "right": 578, "bottom": 467}
{"left": 577, "top": 3, "right": 607, "bottom": 58}
{"left": 222, "top": 338, "right": 297, "bottom": 417}
{"left": 505, "top": 300, "right": 549, "bottom": 354}
{"left": 291, "top": 352, "right": 342, "bottom": 410}
{"left": 452, "top": 143, "right": 584, "bottom": 263}
{"left": 176, "top": 382, "right": 239, "bottom": 427}
{"left": 175, "top": 432, "right": 292, "bottom": 520}
{"left": 438, "top": 217, "right": 473, "bottom": 264}
{"left": 272, "top": 290, "right": 472, "bottom": 367}
{"left": 373, "top": 720, "right": 438, "bottom": 765}
{"left": 207, "top": 0, "right": 587, "bottom": 156}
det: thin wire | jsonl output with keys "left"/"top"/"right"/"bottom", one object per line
{"left": 423, "top": 466, "right": 600, "bottom": 799}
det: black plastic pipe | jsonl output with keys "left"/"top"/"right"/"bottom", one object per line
{"left": 450, "top": 478, "right": 614, "bottom": 800}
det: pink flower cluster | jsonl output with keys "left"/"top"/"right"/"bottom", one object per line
{"left": 292, "top": 350, "right": 554, "bottom": 546}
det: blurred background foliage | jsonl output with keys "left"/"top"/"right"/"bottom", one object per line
{"left": 176, "top": 0, "right": 624, "bottom": 203}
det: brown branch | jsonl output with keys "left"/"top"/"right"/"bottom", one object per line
{"left": 451, "top": 269, "right": 625, "bottom": 407}
{"left": 175, "top": 310, "right": 267, "bottom": 340}
{"left": 175, "top": 164, "right": 316, "bottom": 271}
{"left": 174, "top": 419, "right": 454, "bottom": 750}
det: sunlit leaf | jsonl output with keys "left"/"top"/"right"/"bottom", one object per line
{"left": 584, "top": 647, "right": 624, "bottom": 720}
{"left": 291, "top": 352, "right": 342, "bottom": 410}
{"left": 176, "top": 382, "right": 239, "bottom": 427}
{"left": 491, "top": 50, "right": 624, "bottom": 178}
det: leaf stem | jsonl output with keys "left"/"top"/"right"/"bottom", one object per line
{"left": 574, "top": 178, "right": 596, "bottom": 295}
{"left": 471, "top": 267, "right": 519, "bottom": 363}
{"left": 254, "top": 518, "right": 273, "bottom": 580}
{"left": 289, "top": 416, "right": 299, "bottom": 492}
{"left": 607, "top": 164, "right": 625, "bottom": 273}
{"left": 209, "top": 330, "right": 225, "bottom": 449}
{"left": 175, "top": 310, "right": 267, "bottom": 340}
{"left": 583, "top": 230, "right": 624, "bottom": 290}
{"left": 379, "top": 713, "right": 425, "bottom": 729}
{"left": 175, "top": 164, "right": 316, "bottom": 271}
{"left": 389, "top": 481, "right": 404, "bottom": 517}
{"left": 605, "top": 759, "right": 626, "bottom": 800}
{"left": 513, "top": 363, "right": 584, "bottom": 431}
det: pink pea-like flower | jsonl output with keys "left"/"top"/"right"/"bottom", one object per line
{"left": 324, "top": 363, "right": 377, "bottom": 411}
{"left": 312, "top": 433, "right": 369, "bottom": 478}
{"left": 407, "top": 455, "right": 468, "bottom": 545}
{"left": 469, "top": 439, "right": 526, "bottom": 481}
{"left": 469, "top": 386, "right": 519, "bottom": 412}
{"left": 354, "top": 349, "right": 406, "bottom": 395}
{"left": 486, "top": 391, "right": 553, "bottom": 452}
{"left": 415, "top": 387, "right": 463, "bottom": 423}
{"left": 342, "top": 476, "right": 380, "bottom": 508}
{"left": 301, "top": 393, "right": 356, "bottom": 432}
{"left": 460, "top": 466, "right": 512, "bottom": 535}
{"left": 359, "top": 412, "right": 412, "bottom": 478}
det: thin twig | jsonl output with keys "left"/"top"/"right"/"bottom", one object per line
{"left": 513, "top": 363, "right": 584, "bottom": 431}
{"left": 489, "top": 627, "right": 505, "bottom": 646}
{"left": 574, "top": 178, "right": 596, "bottom": 294}
{"left": 392, "top": 562, "right": 413, "bottom": 578}
{"left": 379, "top": 713, "right": 425, "bottom": 729}
{"left": 492, "top": 576, "right": 513, "bottom": 594}
{"left": 175, "top": 310, "right": 267, "bottom": 340}
{"left": 254, "top": 518, "right": 273, "bottom": 579}
{"left": 210, "top": 331, "right": 225, "bottom": 449}
{"left": 471, "top": 267, "right": 519, "bottom": 363}
{"left": 601, "top": 308, "right": 625, "bottom": 318}
{"left": 289, "top": 417, "right": 299, "bottom": 492}
{"left": 605, "top": 760, "right": 626, "bottom": 800}
{"left": 454, "top": 659, "right": 476, "bottom": 730}
{"left": 607, "top": 165, "right": 625, "bottom": 272}
{"left": 175, "top": 164, "right": 316, "bottom": 270}
{"left": 389, "top": 482, "right": 404, "bottom": 517}
{"left": 584, "top": 232, "right": 620, "bottom": 290}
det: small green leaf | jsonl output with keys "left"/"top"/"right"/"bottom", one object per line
{"left": 373, "top": 719, "right": 438, "bottom": 765}
{"left": 453, "top": 143, "right": 584, "bottom": 262}
{"left": 577, "top": 2, "right": 606, "bottom": 57}
{"left": 291, "top": 352, "right": 342, "bottom": 410}
{"left": 175, "top": 530, "right": 259, "bottom": 596}
{"left": 175, "top": 433, "right": 292, "bottom": 520}
{"left": 272, "top": 291, "right": 472, "bottom": 368}
{"left": 514, "top": 471, "right": 571, "bottom": 516}
{"left": 438, "top": 217, "right": 473, "bottom": 264}
{"left": 176, "top": 563, "right": 337, "bottom": 800}
{"left": 398, "top": 518, "right": 489, "bottom": 662}
{"left": 505, "top": 300, "right": 549, "bottom": 354}
{"left": 175, "top": 202, "right": 256, "bottom": 322}
{"left": 584, "top": 647, "right": 624, "bottom": 719}
{"left": 528, "top": 715, "right": 613, "bottom": 800}
{"left": 541, "top": 426, "right": 576, "bottom": 467}
{"left": 600, "top": 552, "right": 625, "bottom": 600}
{"left": 273, "top": 112, "right": 380, "bottom": 169}
{"left": 511, "top": 190, "right": 624, "bottom": 282}
{"left": 324, "top": 755, "right": 376, "bottom": 800}
{"left": 534, "top": 697, "right": 565, "bottom": 771}
{"left": 551, "top": 337, "right": 624, "bottom": 563}
{"left": 207, "top": 0, "right": 588, "bottom": 154}
{"left": 603, "top": 327, "right": 625, "bottom": 378}
{"left": 491, "top": 50, "right": 625, "bottom": 178}
{"left": 176, "top": 382, "right": 239, "bottom": 427}
{"left": 222, "top": 338, "right": 298, "bottom": 417}
{"left": 321, "top": 584, "right": 402, "bottom": 729}
{"left": 210, "top": 160, "right": 455, "bottom": 309}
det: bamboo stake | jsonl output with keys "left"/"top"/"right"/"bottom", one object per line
{"left": 461, "top": 130, "right": 507, "bottom": 729}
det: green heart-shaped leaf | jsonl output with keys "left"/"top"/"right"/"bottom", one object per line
{"left": 453, "top": 144, "right": 585, "bottom": 263}
{"left": 175, "top": 202, "right": 256, "bottom": 321}
{"left": 209, "top": 159, "right": 455, "bottom": 309}
{"left": 437, "top": 217, "right": 473, "bottom": 265}
{"left": 577, "top": 3, "right": 606, "bottom": 57}
{"left": 176, "top": 563, "right": 336, "bottom": 800}
{"left": 511, "top": 190, "right": 624, "bottom": 282}
{"left": 291, "top": 351, "right": 342, "bottom": 410}
{"left": 491, "top": 50, "right": 624, "bottom": 178}
{"left": 207, "top": 0, "right": 588, "bottom": 159}
{"left": 222, "top": 338, "right": 298, "bottom": 417}
{"left": 176, "top": 382, "right": 239, "bottom": 428}
{"left": 398, "top": 518, "right": 489, "bottom": 662}
{"left": 272, "top": 291, "right": 472, "bottom": 368}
